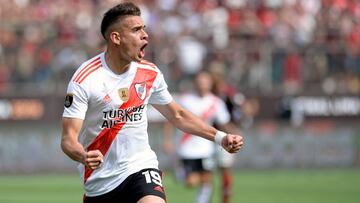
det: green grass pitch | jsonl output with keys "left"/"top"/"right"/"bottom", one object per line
{"left": 0, "top": 169, "right": 359, "bottom": 203}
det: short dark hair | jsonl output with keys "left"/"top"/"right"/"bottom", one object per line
{"left": 100, "top": 2, "right": 141, "bottom": 40}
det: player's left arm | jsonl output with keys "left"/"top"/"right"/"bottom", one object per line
{"left": 153, "top": 101, "right": 243, "bottom": 153}
{"left": 218, "top": 122, "right": 243, "bottom": 135}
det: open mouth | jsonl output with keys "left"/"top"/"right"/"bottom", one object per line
{"left": 140, "top": 43, "right": 148, "bottom": 51}
{"left": 139, "top": 43, "right": 148, "bottom": 58}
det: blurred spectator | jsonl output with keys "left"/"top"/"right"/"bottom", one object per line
{"left": 283, "top": 50, "right": 302, "bottom": 94}
{"left": 176, "top": 31, "right": 207, "bottom": 76}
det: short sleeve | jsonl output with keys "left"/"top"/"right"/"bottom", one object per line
{"left": 148, "top": 72, "right": 173, "bottom": 105}
{"left": 62, "top": 81, "right": 88, "bottom": 119}
{"left": 214, "top": 98, "right": 230, "bottom": 125}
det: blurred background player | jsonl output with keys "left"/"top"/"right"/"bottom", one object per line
{"left": 163, "top": 70, "right": 242, "bottom": 203}
{"left": 209, "top": 67, "right": 242, "bottom": 203}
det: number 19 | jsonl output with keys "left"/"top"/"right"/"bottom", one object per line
{"left": 142, "top": 170, "right": 163, "bottom": 186}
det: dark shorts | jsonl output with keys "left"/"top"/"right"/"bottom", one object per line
{"left": 181, "top": 158, "right": 215, "bottom": 176}
{"left": 84, "top": 168, "right": 166, "bottom": 203}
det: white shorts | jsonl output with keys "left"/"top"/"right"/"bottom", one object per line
{"left": 215, "top": 145, "right": 235, "bottom": 168}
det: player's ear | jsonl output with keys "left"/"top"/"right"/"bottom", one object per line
{"left": 109, "top": 31, "right": 121, "bottom": 45}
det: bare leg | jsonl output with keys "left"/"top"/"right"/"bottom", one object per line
{"left": 137, "top": 195, "right": 166, "bottom": 203}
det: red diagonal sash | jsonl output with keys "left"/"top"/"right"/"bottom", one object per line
{"left": 84, "top": 68, "right": 158, "bottom": 183}
{"left": 180, "top": 96, "right": 218, "bottom": 144}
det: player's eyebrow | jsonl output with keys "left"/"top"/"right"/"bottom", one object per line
{"left": 132, "top": 24, "right": 146, "bottom": 31}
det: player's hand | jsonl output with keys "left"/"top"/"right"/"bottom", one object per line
{"left": 84, "top": 150, "right": 104, "bottom": 170}
{"left": 222, "top": 134, "right": 243, "bottom": 153}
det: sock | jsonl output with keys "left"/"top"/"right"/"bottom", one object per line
{"left": 222, "top": 171, "right": 232, "bottom": 203}
{"left": 174, "top": 166, "right": 185, "bottom": 183}
{"left": 196, "top": 183, "right": 212, "bottom": 203}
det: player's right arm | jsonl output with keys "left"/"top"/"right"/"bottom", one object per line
{"left": 61, "top": 118, "right": 86, "bottom": 165}
{"left": 61, "top": 117, "right": 103, "bottom": 170}
{"left": 61, "top": 66, "right": 104, "bottom": 170}
{"left": 162, "top": 121, "right": 175, "bottom": 154}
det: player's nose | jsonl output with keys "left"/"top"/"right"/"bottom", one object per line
{"left": 141, "top": 30, "right": 148, "bottom": 40}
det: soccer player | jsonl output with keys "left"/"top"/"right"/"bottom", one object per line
{"left": 163, "top": 71, "right": 242, "bottom": 203}
{"left": 210, "top": 69, "right": 243, "bottom": 203}
{"left": 61, "top": 2, "right": 243, "bottom": 203}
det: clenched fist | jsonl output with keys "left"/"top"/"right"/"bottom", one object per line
{"left": 84, "top": 150, "right": 104, "bottom": 170}
{"left": 221, "top": 134, "right": 244, "bottom": 153}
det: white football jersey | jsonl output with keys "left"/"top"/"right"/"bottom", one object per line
{"left": 63, "top": 52, "right": 172, "bottom": 196}
{"left": 176, "top": 93, "right": 230, "bottom": 159}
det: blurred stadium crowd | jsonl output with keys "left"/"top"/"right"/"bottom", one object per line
{"left": 0, "top": 0, "right": 359, "bottom": 95}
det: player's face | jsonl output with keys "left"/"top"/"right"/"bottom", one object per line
{"left": 117, "top": 16, "right": 148, "bottom": 62}
{"left": 195, "top": 72, "right": 213, "bottom": 96}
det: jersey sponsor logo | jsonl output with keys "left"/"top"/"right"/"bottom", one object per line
{"left": 101, "top": 105, "right": 145, "bottom": 128}
{"left": 135, "top": 82, "right": 147, "bottom": 100}
{"left": 64, "top": 94, "right": 73, "bottom": 108}
{"left": 118, "top": 88, "right": 129, "bottom": 102}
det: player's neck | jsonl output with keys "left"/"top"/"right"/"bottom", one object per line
{"left": 104, "top": 50, "right": 130, "bottom": 75}
{"left": 197, "top": 91, "right": 209, "bottom": 97}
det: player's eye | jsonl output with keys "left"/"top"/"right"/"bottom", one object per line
{"left": 133, "top": 27, "right": 140, "bottom": 31}
{"left": 133, "top": 25, "right": 146, "bottom": 32}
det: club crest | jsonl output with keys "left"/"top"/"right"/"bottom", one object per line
{"left": 134, "top": 82, "right": 147, "bottom": 100}
{"left": 64, "top": 93, "right": 73, "bottom": 108}
{"left": 103, "top": 94, "right": 112, "bottom": 104}
{"left": 118, "top": 88, "right": 129, "bottom": 102}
